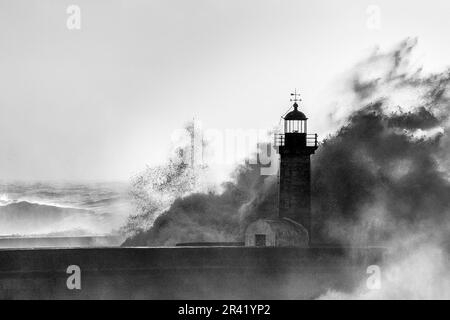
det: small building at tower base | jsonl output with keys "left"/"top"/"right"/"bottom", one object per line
{"left": 244, "top": 218, "right": 309, "bottom": 247}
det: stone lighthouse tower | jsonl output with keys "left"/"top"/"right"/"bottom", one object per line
{"left": 244, "top": 92, "right": 318, "bottom": 247}
{"left": 275, "top": 92, "right": 318, "bottom": 238}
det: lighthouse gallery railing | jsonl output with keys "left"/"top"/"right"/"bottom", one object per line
{"left": 274, "top": 133, "right": 318, "bottom": 147}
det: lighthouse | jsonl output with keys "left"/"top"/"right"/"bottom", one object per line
{"left": 275, "top": 92, "right": 318, "bottom": 238}
{"left": 244, "top": 92, "right": 318, "bottom": 247}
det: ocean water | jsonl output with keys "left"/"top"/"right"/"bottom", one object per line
{"left": 0, "top": 181, "right": 133, "bottom": 236}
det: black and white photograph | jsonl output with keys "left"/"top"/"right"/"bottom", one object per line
{"left": 0, "top": 0, "right": 449, "bottom": 305}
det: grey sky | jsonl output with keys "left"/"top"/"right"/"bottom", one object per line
{"left": 0, "top": 0, "right": 449, "bottom": 181}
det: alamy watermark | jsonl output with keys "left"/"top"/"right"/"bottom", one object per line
{"left": 66, "top": 265, "right": 81, "bottom": 290}
{"left": 366, "top": 265, "right": 382, "bottom": 290}
{"left": 366, "top": 5, "right": 381, "bottom": 30}
{"left": 66, "top": 5, "right": 81, "bottom": 30}
{"left": 171, "top": 122, "right": 279, "bottom": 176}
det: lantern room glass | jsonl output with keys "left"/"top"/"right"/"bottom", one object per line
{"left": 284, "top": 119, "right": 307, "bottom": 134}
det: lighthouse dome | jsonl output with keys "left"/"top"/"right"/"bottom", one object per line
{"left": 284, "top": 102, "right": 307, "bottom": 120}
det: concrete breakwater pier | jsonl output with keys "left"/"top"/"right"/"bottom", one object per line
{"left": 0, "top": 246, "right": 384, "bottom": 299}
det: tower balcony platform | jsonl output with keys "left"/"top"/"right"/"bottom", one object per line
{"left": 274, "top": 133, "right": 318, "bottom": 148}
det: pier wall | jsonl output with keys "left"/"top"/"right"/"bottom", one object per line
{"left": 0, "top": 247, "right": 384, "bottom": 299}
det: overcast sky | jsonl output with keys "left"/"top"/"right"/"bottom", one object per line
{"left": 0, "top": 0, "right": 449, "bottom": 181}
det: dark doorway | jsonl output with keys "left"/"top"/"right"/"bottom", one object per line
{"left": 255, "top": 234, "right": 266, "bottom": 247}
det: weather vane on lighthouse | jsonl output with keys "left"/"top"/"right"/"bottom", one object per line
{"left": 290, "top": 89, "right": 302, "bottom": 103}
